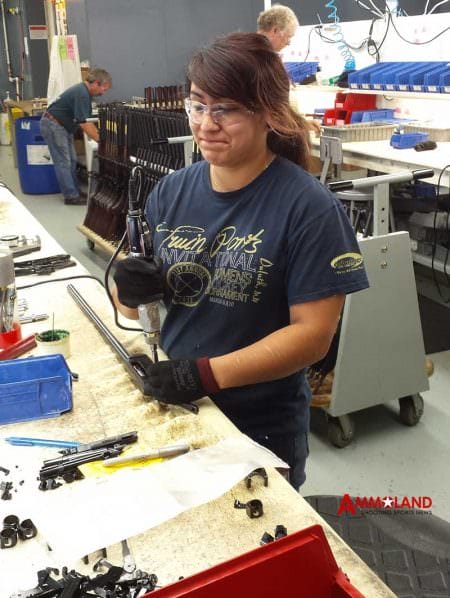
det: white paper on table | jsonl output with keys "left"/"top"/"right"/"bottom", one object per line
{"left": 29, "top": 435, "right": 288, "bottom": 564}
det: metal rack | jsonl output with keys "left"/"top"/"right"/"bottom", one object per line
{"left": 78, "top": 103, "right": 197, "bottom": 256}
{"left": 310, "top": 166, "right": 435, "bottom": 447}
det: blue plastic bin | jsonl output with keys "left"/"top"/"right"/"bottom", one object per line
{"left": 390, "top": 132, "right": 429, "bottom": 149}
{"left": 348, "top": 63, "right": 395, "bottom": 90}
{"left": 410, "top": 62, "right": 447, "bottom": 92}
{"left": 350, "top": 109, "right": 395, "bottom": 123}
{"left": 15, "top": 116, "right": 61, "bottom": 194}
{"left": 0, "top": 354, "right": 72, "bottom": 424}
{"left": 378, "top": 62, "right": 415, "bottom": 91}
{"left": 424, "top": 65, "right": 449, "bottom": 92}
{"left": 395, "top": 62, "right": 428, "bottom": 91}
{"left": 369, "top": 62, "right": 401, "bottom": 90}
{"left": 284, "top": 62, "right": 319, "bottom": 83}
{"left": 441, "top": 70, "right": 450, "bottom": 93}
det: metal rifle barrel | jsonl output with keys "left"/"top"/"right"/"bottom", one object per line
{"left": 67, "top": 284, "right": 130, "bottom": 362}
{"left": 67, "top": 282, "right": 199, "bottom": 416}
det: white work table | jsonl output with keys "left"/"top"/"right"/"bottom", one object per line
{"left": 0, "top": 186, "right": 395, "bottom": 597}
{"left": 311, "top": 138, "right": 450, "bottom": 187}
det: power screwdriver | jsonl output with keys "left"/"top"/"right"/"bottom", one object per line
{"left": 126, "top": 166, "right": 162, "bottom": 363}
{"left": 125, "top": 167, "right": 199, "bottom": 415}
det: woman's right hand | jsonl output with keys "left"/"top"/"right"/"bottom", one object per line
{"left": 113, "top": 257, "right": 164, "bottom": 308}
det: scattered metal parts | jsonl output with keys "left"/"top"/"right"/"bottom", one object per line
{"left": 274, "top": 524, "right": 288, "bottom": 539}
{"left": 14, "top": 560, "right": 159, "bottom": 596}
{"left": 93, "top": 557, "right": 114, "bottom": 572}
{"left": 121, "top": 539, "right": 136, "bottom": 574}
{"left": 39, "top": 447, "right": 121, "bottom": 485}
{"left": 0, "top": 465, "right": 10, "bottom": 475}
{"left": 38, "top": 478, "right": 62, "bottom": 491}
{"left": 0, "top": 480, "right": 13, "bottom": 499}
{"left": 14, "top": 254, "right": 76, "bottom": 276}
{"left": 18, "top": 519, "right": 37, "bottom": 540}
{"left": 0, "top": 515, "right": 38, "bottom": 549}
{"left": 260, "top": 531, "right": 274, "bottom": 545}
{"left": 87, "top": 547, "right": 108, "bottom": 568}
{"left": 0, "top": 234, "right": 41, "bottom": 257}
{"left": 234, "top": 498, "right": 264, "bottom": 519}
{"left": 3, "top": 514, "right": 19, "bottom": 529}
{"left": 18, "top": 313, "right": 49, "bottom": 324}
{"left": 245, "top": 467, "right": 268, "bottom": 489}
{"left": 260, "top": 525, "right": 288, "bottom": 546}
{"left": 0, "top": 527, "right": 17, "bottom": 549}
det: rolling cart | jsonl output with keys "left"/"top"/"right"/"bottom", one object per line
{"left": 310, "top": 163, "right": 435, "bottom": 447}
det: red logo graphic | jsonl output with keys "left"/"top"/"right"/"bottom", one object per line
{"left": 337, "top": 493, "right": 433, "bottom": 516}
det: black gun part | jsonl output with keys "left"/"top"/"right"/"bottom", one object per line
{"left": 60, "top": 431, "right": 138, "bottom": 455}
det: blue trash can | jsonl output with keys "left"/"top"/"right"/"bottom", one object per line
{"left": 15, "top": 116, "right": 60, "bottom": 194}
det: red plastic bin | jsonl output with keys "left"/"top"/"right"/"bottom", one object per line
{"left": 145, "top": 524, "right": 365, "bottom": 597}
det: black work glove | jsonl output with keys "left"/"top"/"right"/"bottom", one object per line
{"left": 113, "top": 257, "right": 164, "bottom": 308}
{"left": 128, "top": 357, "right": 220, "bottom": 405}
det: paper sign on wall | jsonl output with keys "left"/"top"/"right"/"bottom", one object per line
{"left": 29, "top": 25, "right": 48, "bottom": 40}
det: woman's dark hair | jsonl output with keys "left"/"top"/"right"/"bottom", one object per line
{"left": 187, "top": 32, "right": 311, "bottom": 170}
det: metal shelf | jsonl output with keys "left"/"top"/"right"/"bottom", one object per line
{"left": 412, "top": 250, "right": 450, "bottom": 273}
{"left": 294, "top": 85, "right": 450, "bottom": 101}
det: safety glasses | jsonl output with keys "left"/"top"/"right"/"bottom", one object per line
{"left": 184, "top": 98, "right": 254, "bottom": 126}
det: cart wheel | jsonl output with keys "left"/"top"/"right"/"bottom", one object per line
{"left": 399, "top": 394, "right": 424, "bottom": 426}
{"left": 327, "top": 415, "right": 354, "bottom": 448}
{"left": 86, "top": 239, "right": 95, "bottom": 251}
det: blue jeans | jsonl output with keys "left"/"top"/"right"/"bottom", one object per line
{"left": 40, "top": 117, "right": 79, "bottom": 199}
{"left": 252, "top": 430, "right": 309, "bottom": 491}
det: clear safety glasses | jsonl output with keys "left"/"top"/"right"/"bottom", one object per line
{"left": 184, "top": 98, "right": 254, "bottom": 126}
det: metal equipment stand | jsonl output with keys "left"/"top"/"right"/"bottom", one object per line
{"left": 315, "top": 168, "right": 434, "bottom": 447}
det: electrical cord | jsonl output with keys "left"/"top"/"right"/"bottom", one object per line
{"left": 103, "top": 230, "right": 143, "bottom": 333}
{"left": 17, "top": 274, "right": 103, "bottom": 290}
{"left": 303, "top": 25, "right": 317, "bottom": 62}
{"left": 354, "top": 0, "right": 384, "bottom": 17}
{"left": 17, "top": 253, "right": 144, "bottom": 332}
{"left": 314, "top": 26, "right": 372, "bottom": 51}
{"left": 314, "top": 16, "right": 387, "bottom": 62}
{"left": 389, "top": 13, "right": 449, "bottom": 44}
{"left": 0, "top": 181, "right": 14, "bottom": 193}
{"left": 367, "top": 12, "right": 392, "bottom": 60}
{"left": 428, "top": 0, "right": 450, "bottom": 15}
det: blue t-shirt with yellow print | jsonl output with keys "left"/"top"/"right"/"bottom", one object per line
{"left": 145, "top": 157, "right": 369, "bottom": 436}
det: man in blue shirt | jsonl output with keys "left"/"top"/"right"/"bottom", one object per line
{"left": 40, "top": 68, "right": 112, "bottom": 205}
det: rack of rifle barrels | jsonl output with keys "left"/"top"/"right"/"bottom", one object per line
{"left": 79, "top": 85, "right": 201, "bottom": 254}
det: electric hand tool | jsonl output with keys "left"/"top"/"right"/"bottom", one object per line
{"left": 126, "top": 166, "right": 162, "bottom": 363}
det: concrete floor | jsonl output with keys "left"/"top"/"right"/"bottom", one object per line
{"left": 1, "top": 144, "right": 449, "bottom": 523}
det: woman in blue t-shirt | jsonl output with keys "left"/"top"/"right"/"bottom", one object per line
{"left": 113, "top": 32, "right": 369, "bottom": 489}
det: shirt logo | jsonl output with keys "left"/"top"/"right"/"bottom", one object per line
{"left": 167, "top": 262, "right": 211, "bottom": 307}
{"left": 330, "top": 252, "right": 364, "bottom": 274}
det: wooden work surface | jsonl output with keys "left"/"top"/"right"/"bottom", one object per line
{"left": 0, "top": 187, "right": 395, "bottom": 597}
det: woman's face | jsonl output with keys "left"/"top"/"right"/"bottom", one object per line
{"left": 187, "top": 83, "right": 268, "bottom": 168}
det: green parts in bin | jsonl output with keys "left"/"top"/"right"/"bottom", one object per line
{"left": 0, "top": 354, "right": 72, "bottom": 424}
{"left": 15, "top": 116, "right": 60, "bottom": 194}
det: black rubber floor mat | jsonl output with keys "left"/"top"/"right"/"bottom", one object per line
{"left": 304, "top": 495, "right": 450, "bottom": 597}
{"left": 418, "top": 294, "right": 450, "bottom": 354}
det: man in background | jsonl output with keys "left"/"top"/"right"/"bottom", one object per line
{"left": 257, "top": 5, "right": 321, "bottom": 135}
{"left": 257, "top": 4, "right": 299, "bottom": 52}
{"left": 40, "top": 68, "right": 112, "bottom": 205}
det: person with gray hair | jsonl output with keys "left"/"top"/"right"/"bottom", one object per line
{"left": 40, "top": 68, "right": 112, "bottom": 205}
{"left": 257, "top": 5, "right": 321, "bottom": 134}
{"left": 257, "top": 4, "right": 299, "bottom": 52}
